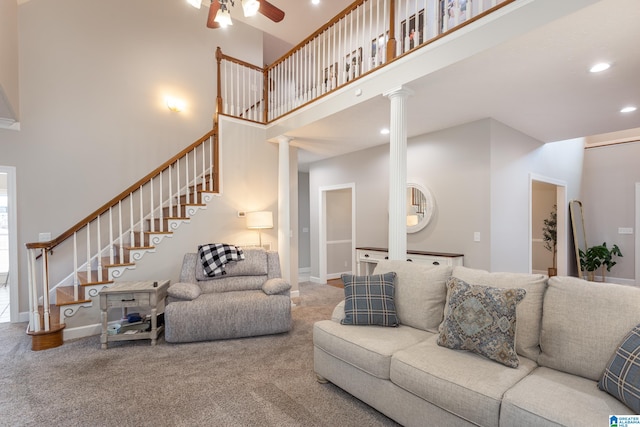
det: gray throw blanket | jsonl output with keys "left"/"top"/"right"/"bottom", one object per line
{"left": 198, "top": 243, "right": 245, "bottom": 277}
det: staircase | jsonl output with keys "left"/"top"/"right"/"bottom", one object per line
{"left": 25, "top": 130, "right": 218, "bottom": 350}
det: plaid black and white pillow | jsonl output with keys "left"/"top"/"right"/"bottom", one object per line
{"left": 198, "top": 243, "right": 245, "bottom": 277}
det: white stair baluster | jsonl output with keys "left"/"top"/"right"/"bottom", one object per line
{"left": 97, "top": 215, "right": 103, "bottom": 282}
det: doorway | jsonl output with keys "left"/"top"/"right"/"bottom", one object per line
{"left": 319, "top": 183, "right": 356, "bottom": 284}
{"left": 0, "top": 166, "right": 17, "bottom": 323}
{"left": 530, "top": 174, "right": 567, "bottom": 276}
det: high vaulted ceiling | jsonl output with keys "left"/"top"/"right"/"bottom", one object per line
{"left": 210, "top": 0, "right": 640, "bottom": 168}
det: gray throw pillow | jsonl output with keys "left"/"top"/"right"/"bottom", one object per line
{"left": 341, "top": 272, "right": 398, "bottom": 327}
{"left": 598, "top": 323, "right": 640, "bottom": 413}
{"left": 167, "top": 282, "right": 201, "bottom": 301}
{"left": 438, "top": 277, "right": 525, "bottom": 368}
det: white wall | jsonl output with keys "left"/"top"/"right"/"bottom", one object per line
{"left": 0, "top": 0, "right": 19, "bottom": 122}
{"left": 309, "top": 118, "right": 585, "bottom": 279}
{"left": 297, "top": 172, "right": 311, "bottom": 270}
{"left": 582, "top": 141, "right": 640, "bottom": 281}
{"left": 0, "top": 0, "right": 266, "bottom": 315}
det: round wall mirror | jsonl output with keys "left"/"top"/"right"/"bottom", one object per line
{"left": 407, "top": 183, "right": 435, "bottom": 233}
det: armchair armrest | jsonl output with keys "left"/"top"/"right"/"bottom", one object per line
{"left": 167, "top": 282, "right": 202, "bottom": 301}
{"left": 331, "top": 300, "right": 346, "bottom": 323}
{"left": 262, "top": 278, "right": 291, "bottom": 295}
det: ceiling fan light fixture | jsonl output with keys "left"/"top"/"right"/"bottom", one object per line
{"left": 242, "top": 0, "right": 260, "bottom": 17}
{"left": 215, "top": 7, "right": 233, "bottom": 27}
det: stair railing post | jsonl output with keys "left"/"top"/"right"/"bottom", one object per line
{"left": 27, "top": 247, "right": 40, "bottom": 332}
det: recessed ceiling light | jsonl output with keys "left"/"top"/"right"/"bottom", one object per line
{"left": 380, "top": 128, "right": 390, "bottom": 135}
{"left": 620, "top": 106, "right": 637, "bottom": 113}
{"left": 311, "top": 0, "right": 320, "bottom": 4}
{"left": 589, "top": 62, "right": 611, "bottom": 73}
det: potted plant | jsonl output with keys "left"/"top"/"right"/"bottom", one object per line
{"left": 579, "top": 242, "right": 623, "bottom": 281}
{"left": 542, "top": 205, "right": 557, "bottom": 277}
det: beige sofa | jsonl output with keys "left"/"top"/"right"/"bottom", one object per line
{"left": 313, "top": 260, "right": 640, "bottom": 426}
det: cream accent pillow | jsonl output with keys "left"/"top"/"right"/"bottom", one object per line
{"left": 374, "top": 260, "right": 452, "bottom": 332}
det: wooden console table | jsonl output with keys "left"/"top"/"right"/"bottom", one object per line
{"left": 356, "top": 247, "right": 464, "bottom": 275}
{"left": 99, "top": 280, "right": 170, "bottom": 349}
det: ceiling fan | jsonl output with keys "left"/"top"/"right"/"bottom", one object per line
{"left": 206, "top": 0, "right": 285, "bottom": 29}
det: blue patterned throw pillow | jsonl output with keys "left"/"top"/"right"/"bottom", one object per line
{"left": 341, "top": 272, "right": 398, "bottom": 327}
{"left": 598, "top": 324, "right": 640, "bottom": 413}
{"left": 438, "top": 277, "right": 526, "bottom": 368}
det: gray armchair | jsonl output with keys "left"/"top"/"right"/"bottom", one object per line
{"left": 164, "top": 248, "right": 292, "bottom": 343}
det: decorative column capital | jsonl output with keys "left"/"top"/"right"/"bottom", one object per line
{"left": 383, "top": 86, "right": 415, "bottom": 99}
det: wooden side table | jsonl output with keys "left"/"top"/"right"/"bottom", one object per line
{"left": 99, "top": 280, "right": 170, "bottom": 349}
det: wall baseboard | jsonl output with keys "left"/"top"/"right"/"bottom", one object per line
{"left": 298, "top": 267, "right": 310, "bottom": 283}
{"left": 310, "top": 276, "right": 323, "bottom": 284}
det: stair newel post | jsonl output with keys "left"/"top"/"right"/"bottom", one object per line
{"left": 41, "top": 248, "right": 50, "bottom": 330}
{"left": 387, "top": 0, "right": 397, "bottom": 62}
{"left": 97, "top": 215, "right": 103, "bottom": 283}
{"left": 216, "top": 47, "right": 223, "bottom": 118}
{"left": 27, "top": 247, "right": 40, "bottom": 331}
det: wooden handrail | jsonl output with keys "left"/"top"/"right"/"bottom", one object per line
{"left": 266, "top": 0, "right": 367, "bottom": 70}
{"left": 26, "top": 129, "right": 217, "bottom": 251}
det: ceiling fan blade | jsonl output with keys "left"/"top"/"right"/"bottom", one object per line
{"left": 207, "top": 0, "right": 221, "bottom": 28}
{"left": 259, "top": 0, "right": 285, "bottom": 23}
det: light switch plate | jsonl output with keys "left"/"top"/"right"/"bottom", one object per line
{"left": 618, "top": 227, "right": 633, "bottom": 235}
{"left": 474, "top": 232, "right": 481, "bottom": 242}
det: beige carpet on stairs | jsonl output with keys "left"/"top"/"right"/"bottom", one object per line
{"left": 0, "top": 282, "right": 399, "bottom": 427}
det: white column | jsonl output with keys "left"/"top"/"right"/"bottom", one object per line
{"left": 277, "top": 136, "right": 292, "bottom": 283}
{"left": 384, "top": 86, "right": 414, "bottom": 260}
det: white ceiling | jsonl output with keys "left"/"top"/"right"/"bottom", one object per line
{"left": 213, "top": 0, "right": 640, "bottom": 168}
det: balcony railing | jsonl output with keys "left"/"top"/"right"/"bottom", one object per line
{"left": 217, "top": 0, "right": 513, "bottom": 124}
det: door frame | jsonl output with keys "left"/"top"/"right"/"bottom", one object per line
{"left": 635, "top": 182, "right": 639, "bottom": 286}
{"left": 0, "top": 166, "right": 18, "bottom": 322}
{"left": 529, "top": 173, "right": 567, "bottom": 276}
{"left": 318, "top": 183, "right": 356, "bottom": 284}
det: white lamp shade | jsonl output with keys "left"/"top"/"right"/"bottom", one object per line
{"left": 246, "top": 211, "right": 273, "bottom": 229}
{"left": 215, "top": 8, "right": 233, "bottom": 27}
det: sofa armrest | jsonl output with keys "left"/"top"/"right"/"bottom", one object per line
{"left": 262, "top": 278, "right": 291, "bottom": 295}
{"left": 331, "top": 300, "right": 346, "bottom": 323}
{"left": 167, "top": 282, "right": 202, "bottom": 301}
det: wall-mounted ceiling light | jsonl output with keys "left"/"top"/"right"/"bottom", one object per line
{"left": 187, "top": 0, "right": 202, "bottom": 8}
{"left": 620, "top": 106, "right": 637, "bottom": 113}
{"left": 242, "top": 0, "right": 260, "bottom": 16}
{"left": 166, "top": 97, "right": 185, "bottom": 112}
{"left": 380, "top": 128, "right": 390, "bottom": 135}
{"left": 589, "top": 62, "right": 611, "bottom": 73}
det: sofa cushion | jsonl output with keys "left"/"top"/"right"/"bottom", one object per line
{"left": 195, "top": 248, "right": 268, "bottom": 281}
{"left": 390, "top": 335, "right": 537, "bottom": 426}
{"left": 501, "top": 367, "right": 635, "bottom": 427}
{"left": 341, "top": 272, "right": 398, "bottom": 327}
{"left": 313, "top": 320, "right": 433, "bottom": 380}
{"left": 598, "top": 323, "right": 640, "bottom": 413}
{"left": 437, "top": 277, "right": 525, "bottom": 368}
{"left": 538, "top": 276, "right": 640, "bottom": 381}
{"left": 452, "top": 266, "right": 547, "bottom": 361}
{"left": 167, "top": 282, "right": 201, "bottom": 301}
{"left": 374, "top": 260, "right": 452, "bottom": 332}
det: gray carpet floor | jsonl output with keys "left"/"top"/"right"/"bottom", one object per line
{"left": 0, "top": 282, "right": 399, "bottom": 426}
